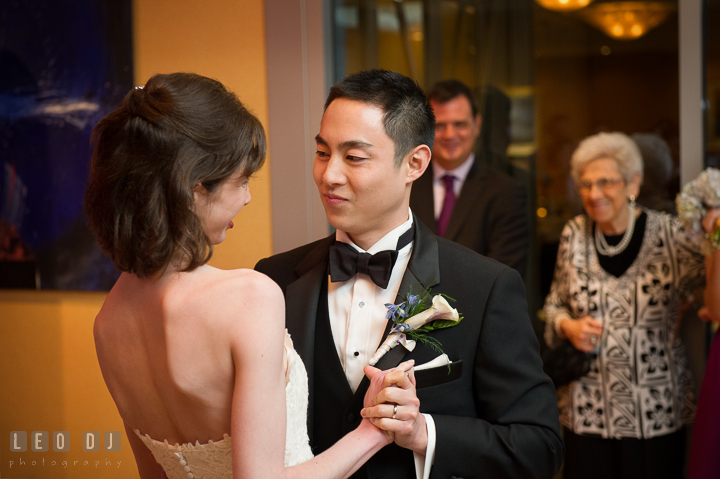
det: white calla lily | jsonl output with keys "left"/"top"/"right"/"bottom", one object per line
{"left": 404, "top": 295, "right": 459, "bottom": 329}
{"left": 369, "top": 295, "right": 461, "bottom": 366}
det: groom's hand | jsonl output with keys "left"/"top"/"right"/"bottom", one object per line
{"left": 362, "top": 364, "right": 397, "bottom": 443}
{"left": 361, "top": 363, "right": 428, "bottom": 455}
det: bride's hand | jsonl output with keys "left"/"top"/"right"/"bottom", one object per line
{"left": 360, "top": 360, "right": 415, "bottom": 441}
{"left": 361, "top": 361, "right": 426, "bottom": 454}
{"left": 362, "top": 360, "right": 415, "bottom": 407}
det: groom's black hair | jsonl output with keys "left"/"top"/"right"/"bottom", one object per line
{"left": 324, "top": 69, "right": 435, "bottom": 167}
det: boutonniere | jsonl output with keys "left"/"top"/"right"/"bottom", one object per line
{"left": 369, "top": 290, "right": 463, "bottom": 366}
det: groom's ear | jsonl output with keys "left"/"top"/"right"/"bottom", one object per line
{"left": 404, "top": 144, "right": 431, "bottom": 185}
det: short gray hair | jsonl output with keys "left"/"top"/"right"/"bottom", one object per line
{"left": 570, "top": 132, "right": 643, "bottom": 185}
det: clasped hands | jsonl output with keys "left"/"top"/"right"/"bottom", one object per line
{"left": 360, "top": 360, "right": 428, "bottom": 455}
{"left": 559, "top": 316, "right": 603, "bottom": 353}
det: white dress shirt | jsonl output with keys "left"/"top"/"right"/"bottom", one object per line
{"left": 328, "top": 208, "right": 436, "bottom": 479}
{"left": 432, "top": 153, "right": 475, "bottom": 219}
{"left": 328, "top": 213, "right": 414, "bottom": 393}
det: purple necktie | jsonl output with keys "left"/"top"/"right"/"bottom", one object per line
{"left": 437, "top": 174, "right": 456, "bottom": 237}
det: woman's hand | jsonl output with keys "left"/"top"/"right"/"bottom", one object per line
{"left": 362, "top": 360, "right": 427, "bottom": 454}
{"left": 560, "top": 316, "right": 603, "bottom": 352}
{"left": 702, "top": 208, "right": 720, "bottom": 234}
{"left": 363, "top": 360, "right": 415, "bottom": 408}
{"left": 361, "top": 360, "right": 415, "bottom": 444}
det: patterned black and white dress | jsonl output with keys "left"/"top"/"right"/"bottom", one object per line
{"left": 544, "top": 209, "right": 704, "bottom": 439}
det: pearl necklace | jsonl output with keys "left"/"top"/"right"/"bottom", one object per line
{"left": 595, "top": 201, "right": 636, "bottom": 257}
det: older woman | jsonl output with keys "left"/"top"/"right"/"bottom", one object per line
{"left": 544, "top": 132, "right": 704, "bottom": 479}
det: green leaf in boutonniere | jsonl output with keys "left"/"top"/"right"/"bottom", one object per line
{"left": 368, "top": 287, "right": 463, "bottom": 371}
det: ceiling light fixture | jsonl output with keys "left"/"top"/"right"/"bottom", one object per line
{"left": 535, "top": 0, "right": 594, "bottom": 11}
{"left": 577, "top": 1, "right": 676, "bottom": 40}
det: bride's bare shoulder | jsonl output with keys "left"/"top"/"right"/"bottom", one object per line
{"left": 190, "top": 267, "right": 285, "bottom": 327}
{"left": 198, "top": 267, "right": 281, "bottom": 301}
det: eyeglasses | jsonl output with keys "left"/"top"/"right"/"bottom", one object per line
{"left": 577, "top": 177, "right": 624, "bottom": 193}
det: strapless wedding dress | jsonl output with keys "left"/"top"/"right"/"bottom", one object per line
{"left": 134, "top": 332, "right": 313, "bottom": 478}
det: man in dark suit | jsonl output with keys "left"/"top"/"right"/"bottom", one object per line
{"left": 255, "top": 70, "right": 562, "bottom": 479}
{"left": 410, "top": 80, "right": 529, "bottom": 276}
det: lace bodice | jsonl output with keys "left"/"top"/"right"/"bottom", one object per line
{"left": 134, "top": 332, "right": 313, "bottom": 478}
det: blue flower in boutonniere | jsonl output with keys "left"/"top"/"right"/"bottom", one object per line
{"left": 385, "top": 302, "right": 409, "bottom": 321}
{"left": 369, "top": 290, "right": 463, "bottom": 366}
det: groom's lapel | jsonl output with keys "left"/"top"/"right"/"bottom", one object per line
{"left": 286, "top": 234, "right": 335, "bottom": 367}
{"left": 373, "top": 217, "right": 441, "bottom": 371}
{"left": 397, "top": 216, "right": 441, "bottom": 300}
{"left": 285, "top": 234, "right": 335, "bottom": 437}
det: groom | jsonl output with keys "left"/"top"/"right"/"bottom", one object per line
{"left": 255, "top": 70, "right": 563, "bottom": 479}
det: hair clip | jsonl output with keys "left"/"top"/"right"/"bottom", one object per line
{"left": 135, "top": 85, "right": 144, "bottom": 90}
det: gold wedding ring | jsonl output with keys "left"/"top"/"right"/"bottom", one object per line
{"left": 392, "top": 405, "right": 398, "bottom": 420}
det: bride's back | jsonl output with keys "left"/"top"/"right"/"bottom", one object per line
{"left": 84, "top": 72, "right": 268, "bottom": 447}
{"left": 94, "top": 265, "right": 258, "bottom": 444}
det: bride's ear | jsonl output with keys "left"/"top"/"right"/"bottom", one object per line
{"left": 192, "top": 183, "right": 209, "bottom": 211}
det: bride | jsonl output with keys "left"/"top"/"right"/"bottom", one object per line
{"left": 85, "top": 72, "right": 406, "bottom": 479}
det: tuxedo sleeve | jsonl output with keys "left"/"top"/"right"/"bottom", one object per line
{"left": 430, "top": 267, "right": 564, "bottom": 479}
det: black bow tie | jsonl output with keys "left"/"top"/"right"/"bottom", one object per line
{"left": 328, "top": 227, "right": 414, "bottom": 289}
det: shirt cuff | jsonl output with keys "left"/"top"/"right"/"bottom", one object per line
{"left": 413, "top": 413, "right": 436, "bottom": 479}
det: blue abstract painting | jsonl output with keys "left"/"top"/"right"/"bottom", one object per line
{"left": 0, "top": 0, "right": 132, "bottom": 290}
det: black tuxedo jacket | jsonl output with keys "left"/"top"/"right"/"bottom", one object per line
{"left": 255, "top": 218, "right": 562, "bottom": 479}
{"left": 410, "top": 159, "right": 529, "bottom": 276}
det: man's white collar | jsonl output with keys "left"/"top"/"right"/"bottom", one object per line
{"left": 336, "top": 207, "right": 414, "bottom": 254}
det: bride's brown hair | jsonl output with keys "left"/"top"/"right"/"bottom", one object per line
{"left": 85, "top": 72, "right": 266, "bottom": 278}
